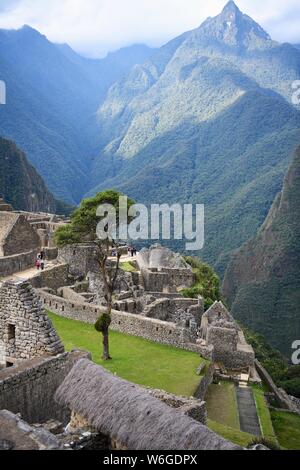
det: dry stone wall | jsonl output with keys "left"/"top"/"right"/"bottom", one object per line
{"left": 58, "top": 244, "right": 98, "bottom": 278}
{"left": 194, "top": 363, "right": 215, "bottom": 400}
{"left": 39, "top": 289, "right": 206, "bottom": 354}
{"left": 0, "top": 351, "right": 90, "bottom": 424}
{"left": 0, "top": 250, "right": 37, "bottom": 277}
{"left": 30, "top": 264, "right": 71, "bottom": 291}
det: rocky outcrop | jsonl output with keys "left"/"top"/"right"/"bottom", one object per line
{"left": 137, "top": 244, "right": 191, "bottom": 270}
{"left": 222, "top": 146, "right": 300, "bottom": 354}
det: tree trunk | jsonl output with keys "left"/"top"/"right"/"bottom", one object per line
{"left": 102, "top": 299, "right": 112, "bottom": 361}
{"left": 102, "top": 328, "right": 111, "bottom": 361}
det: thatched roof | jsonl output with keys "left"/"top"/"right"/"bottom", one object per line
{"left": 55, "top": 359, "right": 240, "bottom": 450}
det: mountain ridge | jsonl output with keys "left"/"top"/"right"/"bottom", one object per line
{"left": 90, "top": 2, "right": 300, "bottom": 266}
{"left": 0, "top": 137, "right": 70, "bottom": 214}
{"left": 222, "top": 145, "right": 300, "bottom": 354}
{"left": 0, "top": 25, "right": 155, "bottom": 203}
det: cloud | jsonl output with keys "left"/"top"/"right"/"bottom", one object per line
{"left": 0, "top": 0, "right": 299, "bottom": 57}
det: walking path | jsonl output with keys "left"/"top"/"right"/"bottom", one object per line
{"left": 0, "top": 261, "right": 57, "bottom": 283}
{"left": 236, "top": 386, "right": 261, "bottom": 436}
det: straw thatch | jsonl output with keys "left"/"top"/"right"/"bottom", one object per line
{"left": 55, "top": 359, "right": 240, "bottom": 450}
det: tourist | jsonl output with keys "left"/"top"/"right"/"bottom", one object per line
{"left": 35, "top": 259, "right": 41, "bottom": 270}
{"left": 40, "top": 260, "right": 45, "bottom": 271}
{"left": 40, "top": 250, "right": 45, "bottom": 260}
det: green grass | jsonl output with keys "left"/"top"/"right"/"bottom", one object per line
{"left": 207, "top": 419, "right": 254, "bottom": 448}
{"left": 120, "top": 261, "right": 137, "bottom": 272}
{"left": 251, "top": 385, "right": 277, "bottom": 443}
{"left": 271, "top": 410, "right": 300, "bottom": 450}
{"left": 48, "top": 311, "right": 206, "bottom": 397}
{"left": 205, "top": 381, "right": 240, "bottom": 429}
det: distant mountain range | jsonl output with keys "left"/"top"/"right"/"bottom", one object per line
{"left": 222, "top": 146, "right": 300, "bottom": 355}
{"left": 0, "top": 26, "right": 154, "bottom": 203}
{"left": 0, "top": 137, "right": 70, "bottom": 213}
{"left": 0, "top": 1, "right": 300, "bottom": 270}
{"left": 91, "top": 1, "right": 300, "bottom": 267}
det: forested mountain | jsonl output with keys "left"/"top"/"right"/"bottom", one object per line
{"left": 91, "top": 1, "right": 300, "bottom": 266}
{"left": 0, "top": 137, "right": 69, "bottom": 213}
{"left": 0, "top": 25, "right": 154, "bottom": 203}
{"left": 222, "top": 146, "right": 300, "bottom": 355}
{"left": 1, "top": 1, "right": 300, "bottom": 270}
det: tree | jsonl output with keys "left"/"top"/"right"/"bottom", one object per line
{"left": 55, "top": 190, "right": 135, "bottom": 360}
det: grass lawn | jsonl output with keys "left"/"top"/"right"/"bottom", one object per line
{"left": 49, "top": 311, "right": 206, "bottom": 397}
{"left": 208, "top": 419, "right": 254, "bottom": 448}
{"left": 251, "top": 385, "right": 277, "bottom": 443}
{"left": 271, "top": 410, "right": 300, "bottom": 450}
{"left": 120, "top": 261, "right": 137, "bottom": 272}
{"left": 205, "top": 381, "right": 240, "bottom": 429}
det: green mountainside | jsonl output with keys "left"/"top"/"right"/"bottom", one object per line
{"left": 222, "top": 146, "right": 300, "bottom": 355}
{"left": 0, "top": 26, "right": 154, "bottom": 203}
{"left": 1, "top": 1, "right": 300, "bottom": 275}
{"left": 90, "top": 1, "right": 300, "bottom": 266}
{"left": 0, "top": 137, "right": 70, "bottom": 214}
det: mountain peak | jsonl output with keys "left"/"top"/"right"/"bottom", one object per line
{"left": 196, "top": 1, "right": 272, "bottom": 49}
{"left": 222, "top": 1, "right": 241, "bottom": 14}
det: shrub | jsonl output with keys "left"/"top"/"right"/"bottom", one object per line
{"left": 95, "top": 313, "right": 112, "bottom": 333}
{"left": 180, "top": 256, "right": 222, "bottom": 310}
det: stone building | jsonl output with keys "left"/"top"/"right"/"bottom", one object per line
{"left": 0, "top": 280, "right": 64, "bottom": 367}
{"left": 0, "top": 212, "right": 40, "bottom": 257}
{"left": 137, "top": 245, "right": 194, "bottom": 292}
{"left": 198, "top": 302, "right": 255, "bottom": 369}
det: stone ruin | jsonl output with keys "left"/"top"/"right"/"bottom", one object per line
{"left": 55, "top": 243, "right": 255, "bottom": 370}
{"left": 0, "top": 197, "right": 68, "bottom": 278}
{"left": 137, "top": 244, "right": 194, "bottom": 293}
{"left": 0, "top": 280, "right": 64, "bottom": 367}
{"left": 197, "top": 301, "right": 255, "bottom": 369}
{"left": 0, "top": 226, "right": 260, "bottom": 450}
{"left": 0, "top": 212, "right": 40, "bottom": 258}
{"left": 56, "top": 244, "right": 204, "bottom": 339}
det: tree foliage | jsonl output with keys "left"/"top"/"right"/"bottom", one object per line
{"left": 180, "top": 256, "right": 222, "bottom": 310}
{"left": 244, "top": 328, "right": 300, "bottom": 399}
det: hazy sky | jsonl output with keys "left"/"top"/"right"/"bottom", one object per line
{"left": 0, "top": 0, "right": 299, "bottom": 57}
